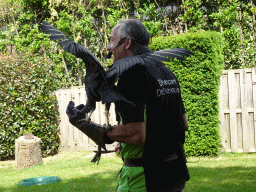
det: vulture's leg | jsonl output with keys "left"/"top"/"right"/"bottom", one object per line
{"left": 79, "top": 103, "right": 95, "bottom": 122}
{"left": 86, "top": 108, "right": 95, "bottom": 122}
{"left": 83, "top": 100, "right": 96, "bottom": 122}
{"left": 105, "top": 103, "right": 111, "bottom": 129}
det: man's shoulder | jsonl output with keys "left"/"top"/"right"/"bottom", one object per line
{"left": 106, "top": 55, "right": 145, "bottom": 83}
{"left": 120, "top": 60, "right": 146, "bottom": 78}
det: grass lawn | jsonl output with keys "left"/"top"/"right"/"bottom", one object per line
{"left": 0, "top": 152, "right": 256, "bottom": 192}
{"left": 185, "top": 153, "right": 256, "bottom": 192}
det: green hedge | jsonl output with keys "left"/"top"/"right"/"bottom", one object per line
{"left": 149, "top": 31, "right": 224, "bottom": 156}
{"left": 0, "top": 54, "right": 60, "bottom": 160}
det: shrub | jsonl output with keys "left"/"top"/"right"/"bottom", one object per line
{"left": 149, "top": 31, "right": 224, "bottom": 156}
{"left": 0, "top": 53, "right": 60, "bottom": 160}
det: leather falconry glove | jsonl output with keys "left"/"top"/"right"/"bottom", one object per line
{"left": 66, "top": 101, "right": 114, "bottom": 164}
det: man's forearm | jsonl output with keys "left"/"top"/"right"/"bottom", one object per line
{"left": 107, "top": 122, "right": 146, "bottom": 144}
{"left": 183, "top": 113, "right": 189, "bottom": 131}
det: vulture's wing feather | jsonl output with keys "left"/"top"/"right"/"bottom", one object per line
{"left": 41, "top": 21, "right": 134, "bottom": 106}
{"left": 154, "top": 51, "right": 185, "bottom": 61}
{"left": 153, "top": 48, "right": 193, "bottom": 61}
{"left": 147, "top": 54, "right": 171, "bottom": 62}
{"left": 106, "top": 48, "right": 193, "bottom": 82}
{"left": 41, "top": 21, "right": 101, "bottom": 69}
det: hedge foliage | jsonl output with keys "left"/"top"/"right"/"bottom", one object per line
{"left": 149, "top": 31, "right": 224, "bottom": 156}
{"left": 0, "top": 54, "right": 60, "bottom": 160}
{"left": 1, "top": 1, "right": 255, "bottom": 90}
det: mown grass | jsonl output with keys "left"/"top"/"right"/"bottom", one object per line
{"left": 185, "top": 153, "right": 256, "bottom": 191}
{"left": 0, "top": 151, "right": 123, "bottom": 192}
{"left": 0, "top": 152, "right": 256, "bottom": 192}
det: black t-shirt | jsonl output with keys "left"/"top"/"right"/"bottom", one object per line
{"left": 115, "top": 60, "right": 186, "bottom": 159}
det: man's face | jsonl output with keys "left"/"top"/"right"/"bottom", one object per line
{"left": 107, "top": 25, "right": 126, "bottom": 62}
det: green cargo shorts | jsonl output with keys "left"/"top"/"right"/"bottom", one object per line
{"left": 117, "top": 166, "right": 147, "bottom": 192}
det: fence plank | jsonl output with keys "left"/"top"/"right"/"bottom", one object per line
{"left": 253, "top": 68, "right": 256, "bottom": 152}
{"left": 218, "top": 71, "right": 224, "bottom": 150}
{"left": 219, "top": 70, "right": 231, "bottom": 151}
{"left": 245, "top": 71, "right": 255, "bottom": 152}
{"left": 240, "top": 70, "right": 248, "bottom": 152}
{"left": 242, "top": 70, "right": 250, "bottom": 152}
{"left": 228, "top": 70, "right": 238, "bottom": 152}
{"left": 235, "top": 71, "right": 243, "bottom": 152}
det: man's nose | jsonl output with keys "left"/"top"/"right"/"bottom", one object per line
{"left": 107, "top": 43, "right": 111, "bottom": 52}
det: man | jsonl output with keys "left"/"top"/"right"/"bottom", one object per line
{"left": 66, "top": 19, "right": 190, "bottom": 192}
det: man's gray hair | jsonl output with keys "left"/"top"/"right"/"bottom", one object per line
{"left": 116, "top": 19, "right": 151, "bottom": 55}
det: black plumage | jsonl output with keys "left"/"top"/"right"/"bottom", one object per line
{"left": 106, "top": 48, "right": 193, "bottom": 83}
{"left": 40, "top": 21, "right": 133, "bottom": 124}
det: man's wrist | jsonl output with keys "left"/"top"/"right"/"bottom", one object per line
{"left": 104, "top": 126, "right": 114, "bottom": 144}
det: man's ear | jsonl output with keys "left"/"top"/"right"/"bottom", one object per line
{"left": 125, "top": 37, "right": 133, "bottom": 50}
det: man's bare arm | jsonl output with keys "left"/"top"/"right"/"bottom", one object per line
{"left": 183, "top": 113, "right": 189, "bottom": 131}
{"left": 106, "top": 122, "right": 146, "bottom": 144}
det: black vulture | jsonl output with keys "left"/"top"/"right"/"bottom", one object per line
{"left": 40, "top": 21, "right": 133, "bottom": 126}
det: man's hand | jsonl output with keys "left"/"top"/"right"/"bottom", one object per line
{"left": 114, "top": 142, "right": 122, "bottom": 157}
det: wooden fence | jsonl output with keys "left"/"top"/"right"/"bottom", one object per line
{"left": 55, "top": 86, "right": 118, "bottom": 152}
{"left": 219, "top": 68, "right": 256, "bottom": 152}
{"left": 55, "top": 68, "right": 256, "bottom": 153}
